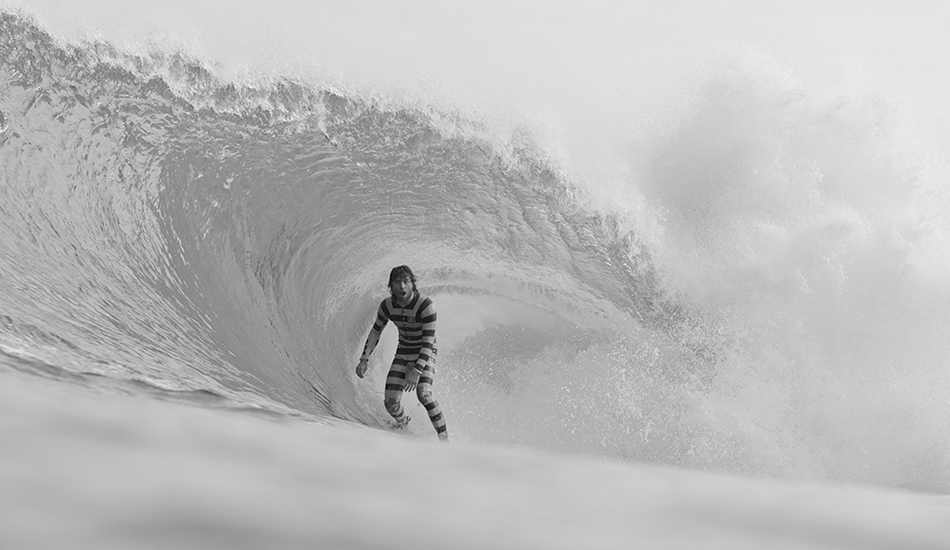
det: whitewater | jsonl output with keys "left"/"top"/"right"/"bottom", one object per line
{"left": 2, "top": 3, "right": 949, "bottom": 548}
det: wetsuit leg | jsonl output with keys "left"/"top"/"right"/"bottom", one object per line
{"left": 383, "top": 356, "right": 410, "bottom": 422}
{"left": 416, "top": 357, "right": 448, "bottom": 439}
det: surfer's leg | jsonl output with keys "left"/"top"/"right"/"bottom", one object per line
{"left": 416, "top": 359, "right": 448, "bottom": 441}
{"left": 384, "top": 356, "right": 410, "bottom": 423}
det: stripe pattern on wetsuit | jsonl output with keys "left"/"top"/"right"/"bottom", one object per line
{"left": 361, "top": 292, "right": 447, "bottom": 437}
{"left": 383, "top": 357, "right": 446, "bottom": 437}
{"left": 361, "top": 292, "right": 436, "bottom": 368}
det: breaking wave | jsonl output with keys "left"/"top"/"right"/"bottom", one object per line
{"left": 1, "top": 12, "right": 948, "bottom": 493}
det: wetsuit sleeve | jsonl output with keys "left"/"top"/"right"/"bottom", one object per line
{"left": 360, "top": 300, "right": 390, "bottom": 361}
{"left": 416, "top": 297, "right": 437, "bottom": 369}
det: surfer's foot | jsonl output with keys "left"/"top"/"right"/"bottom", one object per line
{"left": 390, "top": 415, "right": 410, "bottom": 430}
{"left": 438, "top": 431, "right": 449, "bottom": 442}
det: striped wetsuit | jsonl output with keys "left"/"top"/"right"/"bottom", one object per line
{"left": 361, "top": 291, "right": 447, "bottom": 438}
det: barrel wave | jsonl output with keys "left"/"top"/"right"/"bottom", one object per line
{"left": 1, "top": 12, "right": 948, "bottom": 494}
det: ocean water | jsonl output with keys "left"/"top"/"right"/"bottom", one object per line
{"left": 2, "top": 5, "right": 949, "bottom": 548}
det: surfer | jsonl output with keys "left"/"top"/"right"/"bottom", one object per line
{"left": 356, "top": 265, "right": 449, "bottom": 441}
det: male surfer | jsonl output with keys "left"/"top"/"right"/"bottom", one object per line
{"left": 356, "top": 265, "right": 449, "bottom": 441}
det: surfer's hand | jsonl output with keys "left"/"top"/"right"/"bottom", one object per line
{"left": 356, "top": 359, "right": 368, "bottom": 378}
{"left": 405, "top": 367, "right": 421, "bottom": 392}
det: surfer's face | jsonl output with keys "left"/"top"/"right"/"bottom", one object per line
{"left": 390, "top": 277, "right": 413, "bottom": 302}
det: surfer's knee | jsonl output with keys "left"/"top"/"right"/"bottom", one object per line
{"left": 416, "top": 385, "right": 433, "bottom": 404}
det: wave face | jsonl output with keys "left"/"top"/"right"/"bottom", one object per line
{"left": 1, "top": 12, "right": 948, "bottom": 492}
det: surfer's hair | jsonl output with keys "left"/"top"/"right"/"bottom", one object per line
{"left": 388, "top": 265, "right": 417, "bottom": 292}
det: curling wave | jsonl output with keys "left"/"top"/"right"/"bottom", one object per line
{"left": 2, "top": 12, "right": 948, "bottom": 493}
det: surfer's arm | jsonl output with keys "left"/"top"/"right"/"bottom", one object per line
{"left": 360, "top": 302, "right": 389, "bottom": 361}
{"left": 414, "top": 298, "right": 437, "bottom": 372}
